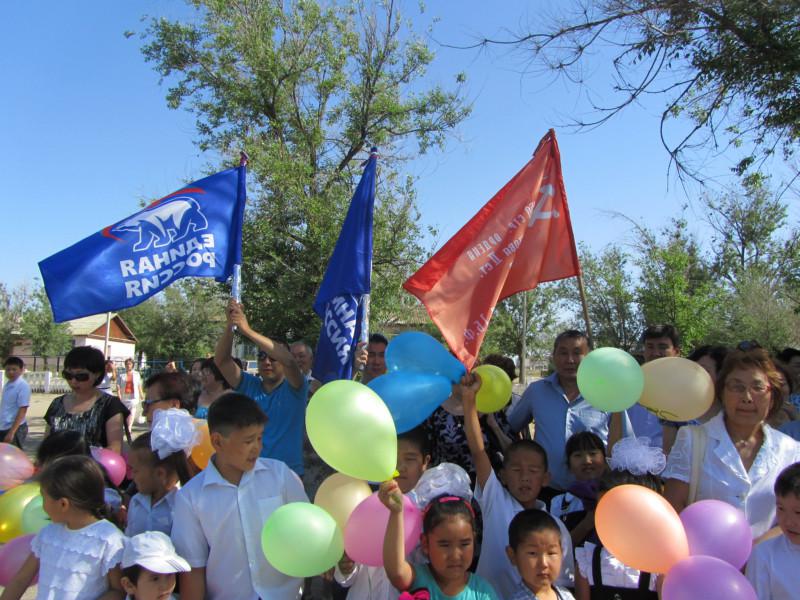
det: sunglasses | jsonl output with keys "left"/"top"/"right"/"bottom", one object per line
{"left": 257, "top": 351, "right": 272, "bottom": 362}
{"left": 62, "top": 370, "right": 92, "bottom": 382}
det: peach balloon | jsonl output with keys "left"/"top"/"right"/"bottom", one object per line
{"left": 314, "top": 472, "right": 373, "bottom": 531}
{"left": 639, "top": 357, "right": 714, "bottom": 422}
{"left": 190, "top": 421, "right": 213, "bottom": 470}
{"left": 596, "top": 484, "right": 689, "bottom": 574}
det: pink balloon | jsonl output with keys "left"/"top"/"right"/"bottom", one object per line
{"left": 0, "top": 443, "right": 34, "bottom": 491}
{"left": 680, "top": 500, "right": 752, "bottom": 569}
{"left": 0, "top": 533, "right": 37, "bottom": 586}
{"left": 90, "top": 447, "right": 127, "bottom": 486}
{"left": 344, "top": 492, "right": 422, "bottom": 567}
{"left": 663, "top": 555, "right": 756, "bottom": 600}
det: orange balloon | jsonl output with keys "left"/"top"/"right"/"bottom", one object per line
{"left": 595, "top": 484, "right": 689, "bottom": 574}
{"left": 190, "top": 421, "right": 214, "bottom": 470}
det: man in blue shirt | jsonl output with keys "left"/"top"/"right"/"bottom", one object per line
{"left": 507, "top": 330, "right": 610, "bottom": 497}
{"left": 215, "top": 299, "right": 308, "bottom": 476}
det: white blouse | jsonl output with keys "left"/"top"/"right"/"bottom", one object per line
{"left": 575, "top": 542, "right": 657, "bottom": 591}
{"left": 663, "top": 412, "right": 800, "bottom": 537}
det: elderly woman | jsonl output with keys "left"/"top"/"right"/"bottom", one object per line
{"left": 194, "top": 357, "right": 230, "bottom": 419}
{"left": 43, "top": 346, "right": 129, "bottom": 454}
{"left": 663, "top": 346, "right": 800, "bottom": 539}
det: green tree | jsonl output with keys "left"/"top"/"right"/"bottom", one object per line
{"left": 0, "top": 283, "right": 32, "bottom": 358}
{"left": 141, "top": 0, "right": 470, "bottom": 342}
{"left": 20, "top": 284, "right": 72, "bottom": 358}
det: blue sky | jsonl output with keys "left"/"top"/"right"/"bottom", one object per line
{"left": 0, "top": 1, "right": 784, "bottom": 290}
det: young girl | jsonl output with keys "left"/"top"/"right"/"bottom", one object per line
{"left": 573, "top": 437, "right": 662, "bottom": 600}
{"left": 126, "top": 408, "right": 196, "bottom": 536}
{"left": 380, "top": 481, "right": 499, "bottom": 599}
{"left": 0, "top": 455, "right": 126, "bottom": 600}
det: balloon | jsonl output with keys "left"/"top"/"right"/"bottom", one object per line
{"left": 261, "top": 502, "right": 343, "bottom": 578}
{"left": 473, "top": 364, "right": 512, "bottom": 413}
{"left": 368, "top": 372, "right": 452, "bottom": 432}
{"left": 0, "top": 533, "right": 37, "bottom": 586}
{"left": 344, "top": 492, "right": 422, "bottom": 567}
{"left": 386, "top": 332, "right": 466, "bottom": 383}
{"left": 576, "top": 348, "right": 643, "bottom": 412}
{"left": 680, "top": 500, "right": 752, "bottom": 569}
{"left": 314, "top": 473, "right": 373, "bottom": 531}
{"left": 662, "top": 555, "right": 757, "bottom": 600}
{"left": 307, "top": 380, "right": 397, "bottom": 482}
{"left": 0, "top": 482, "right": 40, "bottom": 543}
{"left": 21, "top": 495, "right": 50, "bottom": 534}
{"left": 190, "top": 421, "right": 214, "bottom": 470}
{"left": 640, "top": 357, "right": 714, "bottom": 422}
{"left": 89, "top": 447, "right": 127, "bottom": 486}
{"left": 0, "top": 443, "right": 34, "bottom": 490}
{"left": 595, "top": 484, "right": 688, "bottom": 574}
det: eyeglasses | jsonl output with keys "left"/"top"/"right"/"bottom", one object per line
{"left": 143, "top": 397, "right": 174, "bottom": 407}
{"left": 725, "top": 381, "right": 771, "bottom": 396}
{"left": 257, "top": 351, "right": 272, "bottom": 362}
{"left": 62, "top": 370, "right": 92, "bottom": 382}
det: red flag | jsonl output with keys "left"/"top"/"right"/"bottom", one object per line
{"left": 403, "top": 130, "right": 580, "bottom": 368}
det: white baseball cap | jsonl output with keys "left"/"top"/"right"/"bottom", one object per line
{"left": 122, "top": 531, "right": 191, "bottom": 574}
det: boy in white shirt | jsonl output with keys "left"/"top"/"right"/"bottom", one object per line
{"left": 1, "top": 356, "right": 30, "bottom": 447}
{"left": 171, "top": 392, "right": 309, "bottom": 599}
{"left": 746, "top": 462, "right": 800, "bottom": 600}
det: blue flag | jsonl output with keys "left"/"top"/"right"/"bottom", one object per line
{"left": 312, "top": 150, "right": 377, "bottom": 383}
{"left": 39, "top": 167, "right": 246, "bottom": 322}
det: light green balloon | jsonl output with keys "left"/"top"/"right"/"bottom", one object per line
{"left": 306, "top": 380, "right": 397, "bottom": 482}
{"left": 22, "top": 495, "right": 50, "bottom": 534}
{"left": 577, "top": 347, "right": 644, "bottom": 412}
{"left": 261, "top": 502, "right": 344, "bottom": 577}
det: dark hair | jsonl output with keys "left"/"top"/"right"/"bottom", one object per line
{"left": 552, "top": 330, "right": 589, "bottom": 353}
{"left": 565, "top": 431, "right": 606, "bottom": 464}
{"left": 369, "top": 333, "right": 389, "bottom": 347}
{"left": 775, "top": 462, "right": 800, "bottom": 497}
{"left": 773, "top": 361, "right": 795, "bottom": 396}
{"left": 290, "top": 341, "right": 313, "bottom": 355}
{"left": 716, "top": 348, "right": 784, "bottom": 418}
{"left": 504, "top": 439, "right": 549, "bottom": 472}
{"left": 208, "top": 392, "right": 268, "bottom": 435}
{"left": 3, "top": 356, "right": 24, "bottom": 369}
{"left": 144, "top": 371, "right": 194, "bottom": 411}
{"left": 64, "top": 346, "right": 106, "bottom": 386}
{"left": 422, "top": 494, "right": 475, "bottom": 534}
{"left": 776, "top": 348, "right": 800, "bottom": 364}
{"left": 397, "top": 426, "right": 431, "bottom": 457}
{"left": 201, "top": 358, "right": 230, "bottom": 389}
{"left": 508, "top": 509, "right": 562, "bottom": 550}
{"left": 482, "top": 354, "right": 517, "bottom": 381}
{"left": 130, "top": 432, "right": 191, "bottom": 485}
{"left": 687, "top": 345, "right": 728, "bottom": 374}
{"left": 642, "top": 324, "right": 681, "bottom": 348}
{"left": 597, "top": 468, "right": 662, "bottom": 495}
{"left": 36, "top": 430, "right": 89, "bottom": 466}
{"left": 39, "top": 455, "right": 106, "bottom": 518}
{"left": 121, "top": 565, "right": 142, "bottom": 584}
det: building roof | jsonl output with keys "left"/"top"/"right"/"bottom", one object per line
{"left": 67, "top": 313, "right": 137, "bottom": 342}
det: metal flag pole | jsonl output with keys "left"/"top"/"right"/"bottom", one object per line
{"left": 103, "top": 312, "right": 111, "bottom": 357}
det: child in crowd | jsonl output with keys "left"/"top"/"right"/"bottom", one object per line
{"left": 550, "top": 432, "right": 606, "bottom": 546}
{"left": 380, "top": 481, "right": 499, "bottom": 599}
{"left": 170, "top": 392, "right": 308, "bottom": 600}
{"left": 121, "top": 532, "right": 190, "bottom": 600}
{"left": 573, "top": 437, "right": 662, "bottom": 600}
{"left": 0, "top": 455, "right": 126, "bottom": 600}
{"left": 334, "top": 426, "right": 432, "bottom": 599}
{"left": 0, "top": 356, "right": 30, "bottom": 448}
{"left": 746, "top": 462, "right": 800, "bottom": 599}
{"left": 461, "top": 374, "right": 574, "bottom": 598}
{"left": 507, "top": 510, "right": 575, "bottom": 600}
{"left": 125, "top": 409, "right": 196, "bottom": 536}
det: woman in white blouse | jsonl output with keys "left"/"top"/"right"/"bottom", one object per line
{"left": 663, "top": 346, "right": 800, "bottom": 540}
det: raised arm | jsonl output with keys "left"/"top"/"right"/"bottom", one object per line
{"left": 379, "top": 480, "right": 414, "bottom": 591}
{"left": 214, "top": 301, "right": 243, "bottom": 389}
{"left": 461, "top": 373, "right": 493, "bottom": 489}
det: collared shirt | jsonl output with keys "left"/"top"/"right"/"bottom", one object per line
{"left": 125, "top": 488, "right": 177, "bottom": 537}
{"left": 663, "top": 412, "right": 800, "bottom": 538}
{"left": 745, "top": 533, "right": 800, "bottom": 599}
{"left": 508, "top": 373, "right": 610, "bottom": 490}
{"left": 171, "top": 457, "right": 309, "bottom": 600}
{"left": 509, "top": 583, "right": 575, "bottom": 600}
{"left": 0, "top": 376, "right": 31, "bottom": 429}
{"left": 237, "top": 372, "right": 308, "bottom": 474}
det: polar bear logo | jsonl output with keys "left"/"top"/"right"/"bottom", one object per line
{"left": 110, "top": 197, "right": 208, "bottom": 252}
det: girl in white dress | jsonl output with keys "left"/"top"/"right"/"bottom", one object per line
{"left": 0, "top": 455, "right": 126, "bottom": 600}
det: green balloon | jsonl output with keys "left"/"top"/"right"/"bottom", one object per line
{"left": 306, "top": 380, "right": 397, "bottom": 482}
{"left": 577, "top": 347, "right": 644, "bottom": 412}
{"left": 0, "top": 482, "right": 40, "bottom": 542}
{"left": 22, "top": 495, "right": 50, "bottom": 534}
{"left": 261, "top": 502, "right": 344, "bottom": 578}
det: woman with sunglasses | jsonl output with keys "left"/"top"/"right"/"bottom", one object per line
{"left": 43, "top": 346, "right": 130, "bottom": 454}
{"left": 663, "top": 346, "right": 800, "bottom": 540}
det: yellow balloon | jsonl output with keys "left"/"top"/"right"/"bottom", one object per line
{"left": 314, "top": 473, "right": 373, "bottom": 531}
{"left": 190, "top": 421, "right": 214, "bottom": 470}
{"left": 473, "top": 364, "right": 513, "bottom": 413}
{"left": 639, "top": 357, "right": 715, "bottom": 422}
{"left": 0, "top": 482, "right": 40, "bottom": 543}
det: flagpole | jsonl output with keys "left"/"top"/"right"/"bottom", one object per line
{"left": 103, "top": 312, "right": 111, "bottom": 357}
{"left": 231, "top": 151, "right": 249, "bottom": 304}
{"left": 576, "top": 272, "right": 594, "bottom": 349}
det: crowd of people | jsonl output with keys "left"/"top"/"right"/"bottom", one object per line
{"left": 1, "top": 302, "right": 800, "bottom": 599}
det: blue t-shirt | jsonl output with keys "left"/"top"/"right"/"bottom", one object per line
{"left": 412, "top": 563, "right": 499, "bottom": 600}
{"left": 236, "top": 372, "right": 308, "bottom": 474}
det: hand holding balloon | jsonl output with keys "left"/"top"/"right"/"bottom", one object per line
{"left": 378, "top": 480, "right": 403, "bottom": 513}
{"left": 458, "top": 372, "right": 481, "bottom": 414}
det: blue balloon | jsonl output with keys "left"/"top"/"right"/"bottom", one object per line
{"left": 369, "top": 371, "right": 453, "bottom": 433}
{"left": 385, "top": 332, "right": 466, "bottom": 383}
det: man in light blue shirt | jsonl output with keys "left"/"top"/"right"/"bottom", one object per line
{"left": 508, "top": 330, "right": 610, "bottom": 493}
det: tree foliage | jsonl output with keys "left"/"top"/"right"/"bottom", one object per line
{"left": 0, "top": 283, "right": 32, "bottom": 358}
{"left": 20, "top": 285, "right": 72, "bottom": 358}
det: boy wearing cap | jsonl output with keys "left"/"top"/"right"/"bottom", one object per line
{"left": 121, "top": 531, "right": 190, "bottom": 600}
